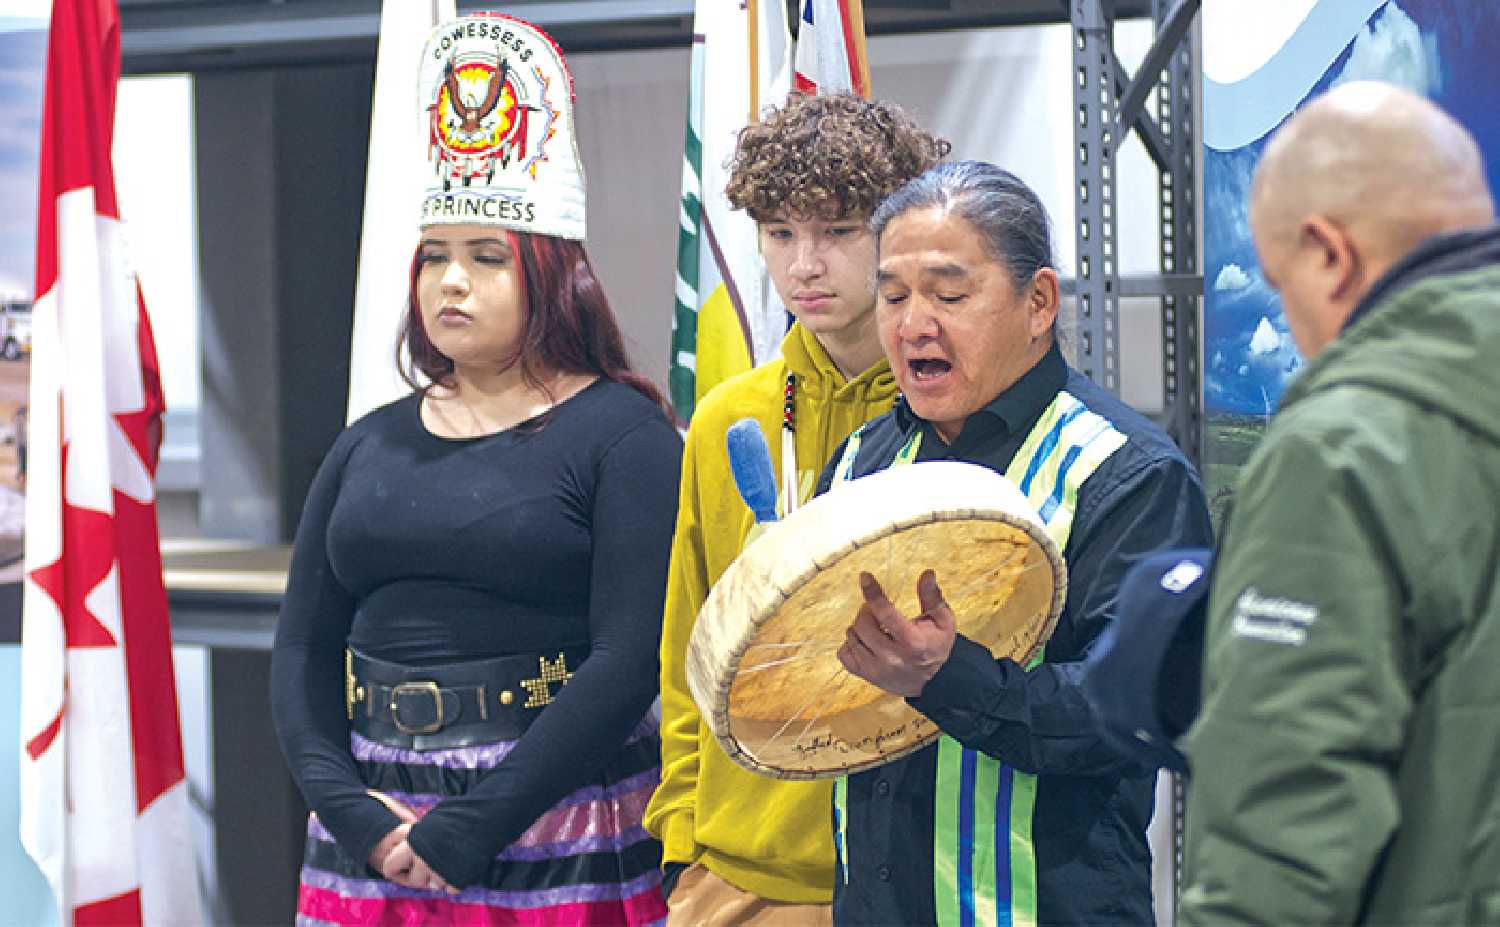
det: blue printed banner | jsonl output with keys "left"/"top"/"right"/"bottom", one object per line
{"left": 1202, "top": 0, "right": 1500, "bottom": 517}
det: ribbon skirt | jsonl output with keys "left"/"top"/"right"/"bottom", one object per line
{"left": 295, "top": 715, "right": 667, "bottom": 926}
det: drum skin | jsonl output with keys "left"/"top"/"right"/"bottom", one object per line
{"left": 687, "top": 460, "right": 1068, "bottom": 780}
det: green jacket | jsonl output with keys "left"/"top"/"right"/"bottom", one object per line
{"left": 1181, "top": 227, "right": 1500, "bottom": 926}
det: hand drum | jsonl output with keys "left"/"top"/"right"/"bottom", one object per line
{"left": 686, "top": 460, "right": 1067, "bottom": 779}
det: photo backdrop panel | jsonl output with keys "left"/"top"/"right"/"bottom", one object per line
{"left": 0, "top": 23, "right": 44, "bottom": 591}
{"left": 1203, "top": 0, "right": 1500, "bottom": 519}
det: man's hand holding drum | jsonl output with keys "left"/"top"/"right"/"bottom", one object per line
{"left": 839, "top": 570, "right": 956, "bottom": 697}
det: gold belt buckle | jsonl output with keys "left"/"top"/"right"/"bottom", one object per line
{"left": 389, "top": 681, "right": 444, "bottom": 735}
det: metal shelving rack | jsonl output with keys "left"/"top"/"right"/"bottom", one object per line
{"left": 1069, "top": 0, "right": 1203, "bottom": 911}
{"left": 1069, "top": 0, "right": 1203, "bottom": 464}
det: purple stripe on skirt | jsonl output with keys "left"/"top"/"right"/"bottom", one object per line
{"left": 299, "top": 862, "right": 663, "bottom": 910}
{"left": 307, "top": 768, "right": 658, "bottom": 860}
{"left": 351, "top": 713, "right": 658, "bottom": 769}
{"left": 497, "top": 825, "right": 655, "bottom": 862}
{"left": 307, "top": 813, "right": 653, "bottom": 864}
{"left": 363, "top": 766, "right": 660, "bottom": 816}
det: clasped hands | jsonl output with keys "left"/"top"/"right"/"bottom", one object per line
{"left": 837, "top": 569, "right": 957, "bottom": 698}
{"left": 366, "top": 790, "right": 459, "bottom": 894}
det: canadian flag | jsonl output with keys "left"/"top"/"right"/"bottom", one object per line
{"left": 792, "top": 0, "right": 872, "bottom": 98}
{"left": 19, "top": 0, "right": 202, "bottom": 923}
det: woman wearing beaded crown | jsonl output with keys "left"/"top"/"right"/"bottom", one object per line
{"left": 270, "top": 13, "right": 678, "bottom": 924}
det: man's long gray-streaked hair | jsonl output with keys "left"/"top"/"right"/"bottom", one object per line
{"left": 871, "top": 159, "right": 1056, "bottom": 291}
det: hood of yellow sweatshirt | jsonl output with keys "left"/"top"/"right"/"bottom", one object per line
{"left": 780, "top": 322, "right": 899, "bottom": 405}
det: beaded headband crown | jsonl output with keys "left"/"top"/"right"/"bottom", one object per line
{"left": 417, "top": 14, "right": 585, "bottom": 239}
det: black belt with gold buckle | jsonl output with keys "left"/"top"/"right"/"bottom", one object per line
{"left": 344, "top": 647, "right": 586, "bottom": 750}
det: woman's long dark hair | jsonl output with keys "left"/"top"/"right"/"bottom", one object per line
{"left": 399, "top": 230, "right": 669, "bottom": 417}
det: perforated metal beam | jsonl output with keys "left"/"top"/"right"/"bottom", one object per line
{"left": 1115, "top": 0, "right": 1199, "bottom": 159}
{"left": 1069, "top": 0, "right": 1122, "bottom": 393}
{"left": 1148, "top": 0, "right": 1200, "bottom": 913}
{"left": 1111, "top": 55, "right": 1170, "bottom": 169}
{"left": 1067, "top": 0, "right": 1201, "bottom": 460}
{"left": 1153, "top": 0, "right": 1201, "bottom": 466}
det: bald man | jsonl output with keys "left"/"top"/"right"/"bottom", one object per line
{"left": 1178, "top": 81, "right": 1500, "bottom": 925}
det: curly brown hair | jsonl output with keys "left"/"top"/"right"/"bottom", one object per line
{"left": 725, "top": 92, "right": 950, "bottom": 222}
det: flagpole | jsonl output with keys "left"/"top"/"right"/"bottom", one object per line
{"left": 748, "top": 0, "right": 761, "bottom": 121}
{"left": 794, "top": 0, "right": 873, "bottom": 98}
{"left": 842, "top": 0, "right": 873, "bottom": 97}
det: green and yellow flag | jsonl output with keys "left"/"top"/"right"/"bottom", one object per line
{"left": 668, "top": 0, "right": 792, "bottom": 423}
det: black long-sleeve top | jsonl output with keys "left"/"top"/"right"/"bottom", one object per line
{"left": 270, "top": 380, "right": 682, "bottom": 888}
{"left": 818, "top": 344, "right": 1213, "bottom": 925}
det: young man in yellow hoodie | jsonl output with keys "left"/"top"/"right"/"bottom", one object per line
{"left": 647, "top": 93, "right": 948, "bottom": 925}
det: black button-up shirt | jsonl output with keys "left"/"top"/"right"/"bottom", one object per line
{"left": 818, "top": 344, "right": 1213, "bottom": 925}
